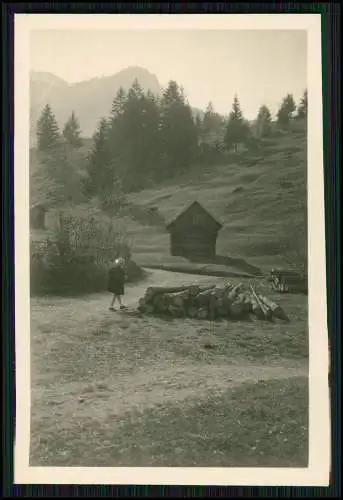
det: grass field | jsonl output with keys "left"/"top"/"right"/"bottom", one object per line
{"left": 29, "top": 124, "right": 309, "bottom": 467}
{"left": 30, "top": 270, "right": 308, "bottom": 467}
{"left": 123, "top": 130, "right": 307, "bottom": 272}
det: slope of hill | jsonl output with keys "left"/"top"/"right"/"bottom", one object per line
{"left": 30, "top": 71, "right": 68, "bottom": 108}
{"left": 120, "top": 129, "right": 307, "bottom": 271}
{"left": 30, "top": 125, "right": 307, "bottom": 274}
{"left": 30, "top": 66, "right": 161, "bottom": 143}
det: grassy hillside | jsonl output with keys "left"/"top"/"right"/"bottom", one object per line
{"left": 30, "top": 124, "right": 307, "bottom": 274}
{"left": 120, "top": 127, "right": 307, "bottom": 271}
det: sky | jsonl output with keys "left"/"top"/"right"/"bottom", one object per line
{"left": 30, "top": 29, "right": 307, "bottom": 120}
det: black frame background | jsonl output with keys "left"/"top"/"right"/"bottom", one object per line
{"left": 2, "top": 2, "right": 341, "bottom": 497}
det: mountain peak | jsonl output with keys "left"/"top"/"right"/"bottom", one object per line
{"left": 117, "top": 66, "right": 157, "bottom": 77}
{"left": 30, "top": 66, "right": 163, "bottom": 141}
{"left": 30, "top": 71, "right": 68, "bottom": 87}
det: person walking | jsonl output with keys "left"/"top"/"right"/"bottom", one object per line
{"left": 108, "top": 257, "right": 127, "bottom": 311}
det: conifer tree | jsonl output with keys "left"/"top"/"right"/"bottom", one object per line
{"left": 159, "top": 80, "right": 198, "bottom": 174}
{"left": 127, "top": 78, "right": 144, "bottom": 100}
{"left": 36, "top": 104, "right": 60, "bottom": 152}
{"left": 224, "top": 95, "right": 250, "bottom": 152}
{"left": 110, "top": 87, "right": 127, "bottom": 120}
{"left": 194, "top": 112, "right": 202, "bottom": 131}
{"left": 111, "top": 81, "right": 161, "bottom": 189}
{"left": 296, "top": 89, "right": 308, "bottom": 120}
{"left": 36, "top": 140, "right": 82, "bottom": 206}
{"left": 203, "top": 101, "right": 222, "bottom": 134}
{"left": 256, "top": 104, "right": 272, "bottom": 137}
{"left": 63, "top": 111, "right": 83, "bottom": 148}
{"left": 160, "top": 80, "right": 185, "bottom": 107}
{"left": 276, "top": 93, "right": 296, "bottom": 127}
{"left": 85, "top": 118, "right": 112, "bottom": 197}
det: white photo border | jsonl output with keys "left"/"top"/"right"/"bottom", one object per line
{"left": 14, "top": 13, "right": 330, "bottom": 486}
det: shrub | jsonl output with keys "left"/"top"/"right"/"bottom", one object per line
{"left": 198, "top": 141, "right": 228, "bottom": 166}
{"left": 127, "top": 204, "right": 165, "bottom": 227}
{"left": 98, "top": 179, "right": 128, "bottom": 213}
{"left": 30, "top": 213, "right": 145, "bottom": 296}
{"left": 288, "top": 118, "right": 307, "bottom": 135}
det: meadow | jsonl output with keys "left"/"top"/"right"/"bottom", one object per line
{"left": 29, "top": 124, "right": 309, "bottom": 467}
{"left": 115, "top": 128, "right": 306, "bottom": 273}
{"left": 30, "top": 270, "right": 308, "bottom": 467}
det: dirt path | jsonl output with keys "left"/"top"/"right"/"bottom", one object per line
{"left": 32, "top": 361, "right": 308, "bottom": 426}
{"left": 31, "top": 268, "right": 226, "bottom": 327}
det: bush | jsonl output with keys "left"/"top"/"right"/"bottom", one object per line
{"left": 273, "top": 119, "right": 307, "bottom": 138}
{"left": 198, "top": 142, "right": 228, "bottom": 166}
{"left": 30, "top": 213, "right": 145, "bottom": 296}
{"left": 288, "top": 118, "right": 307, "bottom": 135}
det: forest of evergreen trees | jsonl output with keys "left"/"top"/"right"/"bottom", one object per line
{"left": 32, "top": 80, "right": 307, "bottom": 295}
{"left": 35, "top": 78, "right": 307, "bottom": 208}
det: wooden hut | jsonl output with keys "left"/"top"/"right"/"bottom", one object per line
{"left": 30, "top": 204, "right": 48, "bottom": 230}
{"left": 166, "top": 201, "right": 222, "bottom": 260}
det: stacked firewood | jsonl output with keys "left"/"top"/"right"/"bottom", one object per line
{"left": 269, "top": 268, "right": 308, "bottom": 294}
{"left": 137, "top": 281, "right": 288, "bottom": 322}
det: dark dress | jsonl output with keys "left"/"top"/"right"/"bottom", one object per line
{"left": 108, "top": 266, "right": 125, "bottom": 295}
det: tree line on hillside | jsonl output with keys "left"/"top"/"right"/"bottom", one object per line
{"left": 35, "top": 79, "right": 307, "bottom": 207}
{"left": 37, "top": 107, "right": 83, "bottom": 151}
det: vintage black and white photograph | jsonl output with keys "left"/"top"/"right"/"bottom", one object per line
{"left": 14, "top": 14, "right": 330, "bottom": 485}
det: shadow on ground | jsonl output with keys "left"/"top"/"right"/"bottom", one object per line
{"left": 188, "top": 254, "right": 262, "bottom": 276}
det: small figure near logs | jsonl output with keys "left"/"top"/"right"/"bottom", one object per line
{"left": 108, "top": 257, "right": 127, "bottom": 311}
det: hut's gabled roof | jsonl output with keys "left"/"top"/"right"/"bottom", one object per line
{"left": 166, "top": 201, "right": 222, "bottom": 232}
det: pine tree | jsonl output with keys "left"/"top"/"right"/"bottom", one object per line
{"left": 148, "top": 89, "right": 160, "bottom": 105}
{"left": 276, "top": 93, "right": 296, "bottom": 127}
{"left": 201, "top": 101, "right": 225, "bottom": 151}
{"left": 203, "top": 102, "right": 214, "bottom": 133}
{"left": 195, "top": 112, "right": 202, "bottom": 131}
{"left": 116, "top": 84, "right": 161, "bottom": 189}
{"left": 85, "top": 118, "right": 112, "bottom": 197}
{"left": 111, "top": 87, "right": 127, "bottom": 119}
{"left": 296, "top": 89, "right": 308, "bottom": 120}
{"left": 127, "top": 78, "right": 144, "bottom": 100}
{"left": 159, "top": 80, "right": 198, "bottom": 175}
{"left": 160, "top": 80, "right": 185, "bottom": 107}
{"left": 138, "top": 92, "right": 161, "bottom": 174}
{"left": 35, "top": 140, "right": 82, "bottom": 207}
{"left": 108, "top": 87, "right": 128, "bottom": 170}
{"left": 203, "top": 102, "right": 221, "bottom": 133}
{"left": 256, "top": 104, "right": 272, "bottom": 137}
{"left": 224, "top": 95, "right": 250, "bottom": 152}
{"left": 194, "top": 113, "right": 203, "bottom": 145}
{"left": 36, "top": 104, "right": 60, "bottom": 152}
{"left": 63, "top": 111, "right": 83, "bottom": 148}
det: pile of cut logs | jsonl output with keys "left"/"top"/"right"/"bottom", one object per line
{"left": 137, "top": 281, "right": 288, "bottom": 322}
{"left": 269, "top": 268, "right": 308, "bottom": 294}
